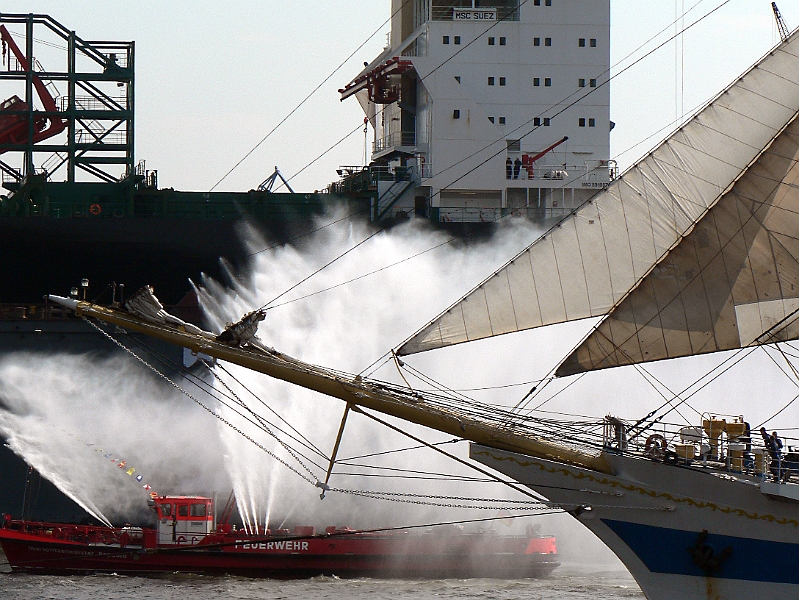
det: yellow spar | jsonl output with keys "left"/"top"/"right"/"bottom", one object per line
{"left": 48, "top": 291, "right": 612, "bottom": 476}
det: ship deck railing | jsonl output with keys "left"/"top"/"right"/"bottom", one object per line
{"left": 0, "top": 302, "right": 194, "bottom": 322}
{"left": 601, "top": 416, "right": 799, "bottom": 483}
{"left": 433, "top": 205, "right": 578, "bottom": 223}
{"left": 1, "top": 518, "right": 146, "bottom": 547}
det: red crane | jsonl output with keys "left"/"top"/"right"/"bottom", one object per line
{"left": 0, "top": 24, "right": 66, "bottom": 152}
{"left": 520, "top": 136, "right": 569, "bottom": 178}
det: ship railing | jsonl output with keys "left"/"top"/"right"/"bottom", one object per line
{"left": 2, "top": 519, "right": 146, "bottom": 547}
{"left": 374, "top": 131, "right": 416, "bottom": 154}
{"left": 504, "top": 162, "right": 616, "bottom": 186}
{"left": 329, "top": 164, "right": 420, "bottom": 196}
{"left": 434, "top": 205, "right": 578, "bottom": 223}
{"left": 0, "top": 302, "right": 191, "bottom": 321}
{"left": 0, "top": 303, "right": 75, "bottom": 320}
{"left": 609, "top": 416, "right": 799, "bottom": 483}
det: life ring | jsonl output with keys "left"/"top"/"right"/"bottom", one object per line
{"left": 645, "top": 434, "right": 668, "bottom": 461}
{"left": 89, "top": 203, "right": 102, "bottom": 215}
{"left": 663, "top": 450, "right": 680, "bottom": 465}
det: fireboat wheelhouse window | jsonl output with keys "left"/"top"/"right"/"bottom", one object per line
{"left": 160, "top": 503, "right": 172, "bottom": 517}
{"left": 178, "top": 504, "right": 189, "bottom": 517}
{"left": 190, "top": 503, "right": 207, "bottom": 518}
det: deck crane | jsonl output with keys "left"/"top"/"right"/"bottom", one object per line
{"left": 0, "top": 24, "right": 66, "bottom": 152}
{"left": 773, "top": 2, "right": 790, "bottom": 42}
{"left": 257, "top": 166, "right": 294, "bottom": 193}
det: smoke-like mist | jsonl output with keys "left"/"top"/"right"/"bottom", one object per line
{"left": 194, "top": 212, "right": 552, "bottom": 533}
{"left": 0, "top": 353, "right": 231, "bottom": 523}
{"left": 0, "top": 212, "right": 558, "bottom": 536}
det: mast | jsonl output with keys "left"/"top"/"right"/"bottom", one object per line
{"left": 48, "top": 294, "right": 611, "bottom": 475}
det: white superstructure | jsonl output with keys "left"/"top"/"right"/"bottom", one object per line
{"left": 340, "top": 0, "right": 612, "bottom": 223}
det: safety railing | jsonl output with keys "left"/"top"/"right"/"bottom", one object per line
{"left": 374, "top": 131, "right": 416, "bottom": 153}
{"left": 504, "top": 161, "right": 617, "bottom": 186}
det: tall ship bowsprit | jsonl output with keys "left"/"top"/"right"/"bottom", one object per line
{"left": 36, "top": 8, "right": 799, "bottom": 600}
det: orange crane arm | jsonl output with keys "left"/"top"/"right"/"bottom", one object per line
{"left": 0, "top": 24, "right": 66, "bottom": 141}
{"left": 528, "top": 136, "right": 568, "bottom": 163}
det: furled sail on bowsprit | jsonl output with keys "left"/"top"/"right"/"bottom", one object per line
{"left": 397, "top": 31, "right": 799, "bottom": 357}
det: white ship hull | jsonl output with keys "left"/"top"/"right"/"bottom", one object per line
{"left": 471, "top": 444, "right": 799, "bottom": 600}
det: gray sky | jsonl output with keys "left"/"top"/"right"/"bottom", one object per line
{"left": 4, "top": 1, "right": 799, "bottom": 192}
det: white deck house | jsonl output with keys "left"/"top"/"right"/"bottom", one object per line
{"left": 339, "top": 0, "right": 612, "bottom": 223}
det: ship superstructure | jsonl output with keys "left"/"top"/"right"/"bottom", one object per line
{"left": 337, "top": 0, "right": 613, "bottom": 224}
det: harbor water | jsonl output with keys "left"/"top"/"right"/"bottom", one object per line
{"left": 0, "top": 557, "right": 643, "bottom": 599}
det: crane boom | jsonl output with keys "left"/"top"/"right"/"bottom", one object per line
{"left": 773, "top": 2, "right": 790, "bottom": 42}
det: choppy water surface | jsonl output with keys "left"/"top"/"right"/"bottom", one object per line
{"left": 0, "top": 556, "right": 642, "bottom": 599}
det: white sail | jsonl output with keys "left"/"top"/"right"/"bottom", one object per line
{"left": 397, "top": 32, "right": 799, "bottom": 356}
{"left": 557, "top": 111, "right": 799, "bottom": 376}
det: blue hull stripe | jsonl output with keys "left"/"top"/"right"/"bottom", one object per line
{"left": 601, "top": 519, "right": 799, "bottom": 584}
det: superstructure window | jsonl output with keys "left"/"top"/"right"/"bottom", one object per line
{"left": 499, "top": 77, "right": 506, "bottom": 86}
{"left": 454, "top": 76, "right": 461, "bottom": 83}
{"left": 488, "top": 77, "right": 495, "bottom": 86}
{"left": 579, "top": 38, "right": 586, "bottom": 47}
{"left": 499, "top": 116, "right": 506, "bottom": 125}
{"left": 579, "top": 78, "right": 586, "bottom": 87}
{"left": 454, "top": 36, "right": 461, "bottom": 44}
{"left": 543, "top": 118, "right": 551, "bottom": 126}
{"left": 590, "top": 38, "right": 597, "bottom": 47}
{"left": 590, "top": 78, "right": 597, "bottom": 87}
{"left": 488, "top": 116, "right": 495, "bottom": 123}
{"left": 589, "top": 118, "right": 596, "bottom": 127}
{"left": 534, "top": 0, "right": 540, "bottom": 4}
{"left": 453, "top": 109, "right": 461, "bottom": 119}
{"left": 533, "top": 77, "right": 540, "bottom": 86}
{"left": 545, "top": 37, "right": 552, "bottom": 46}
{"left": 488, "top": 37, "right": 495, "bottom": 45}
{"left": 544, "top": 77, "right": 551, "bottom": 86}
{"left": 500, "top": 37, "right": 506, "bottom": 45}
{"left": 443, "top": 36, "right": 450, "bottom": 44}
{"left": 579, "top": 118, "right": 586, "bottom": 127}
{"left": 178, "top": 504, "right": 189, "bottom": 517}
{"left": 534, "top": 117, "right": 541, "bottom": 126}
{"left": 190, "top": 503, "right": 207, "bottom": 517}
{"left": 533, "top": 37, "right": 540, "bottom": 46}
{"left": 546, "top": 0, "right": 551, "bottom": 4}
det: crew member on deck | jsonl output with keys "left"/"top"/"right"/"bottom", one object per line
{"left": 761, "top": 427, "right": 784, "bottom": 481}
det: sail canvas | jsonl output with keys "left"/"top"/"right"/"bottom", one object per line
{"left": 398, "top": 32, "right": 799, "bottom": 358}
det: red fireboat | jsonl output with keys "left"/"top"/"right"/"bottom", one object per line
{"left": 0, "top": 495, "right": 559, "bottom": 578}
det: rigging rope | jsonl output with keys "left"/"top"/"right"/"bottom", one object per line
{"left": 208, "top": 0, "right": 416, "bottom": 192}
{"left": 80, "top": 317, "right": 610, "bottom": 509}
{"left": 82, "top": 317, "right": 320, "bottom": 485}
